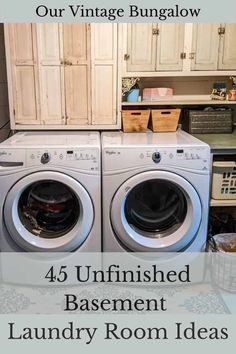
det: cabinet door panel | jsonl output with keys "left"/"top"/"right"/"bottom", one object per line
{"left": 8, "top": 24, "right": 39, "bottom": 124}
{"left": 14, "top": 66, "right": 37, "bottom": 123}
{"left": 65, "top": 66, "right": 89, "bottom": 125}
{"left": 91, "top": 24, "right": 117, "bottom": 125}
{"left": 127, "top": 24, "right": 156, "bottom": 72}
{"left": 93, "top": 66, "right": 114, "bottom": 124}
{"left": 219, "top": 24, "right": 236, "bottom": 70}
{"left": 156, "top": 24, "right": 184, "bottom": 71}
{"left": 37, "top": 23, "right": 61, "bottom": 64}
{"left": 40, "top": 67, "right": 64, "bottom": 124}
{"left": 63, "top": 24, "right": 90, "bottom": 125}
{"left": 37, "top": 24, "right": 64, "bottom": 124}
{"left": 63, "top": 24, "right": 87, "bottom": 62}
{"left": 191, "top": 24, "right": 219, "bottom": 70}
{"left": 10, "top": 24, "right": 34, "bottom": 63}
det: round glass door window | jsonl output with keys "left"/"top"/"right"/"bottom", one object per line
{"left": 18, "top": 180, "right": 80, "bottom": 239}
{"left": 124, "top": 179, "right": 187, "bottom": 238}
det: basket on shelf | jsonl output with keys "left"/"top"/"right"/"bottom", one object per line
{"left": 122, "top": 109, "right": 150, "bottom": 133}
{"left": 149, "top": 108, "right": 181, "bottom": 132}
{"left": 212, "top": 161, "right": 236, "bottom": 200}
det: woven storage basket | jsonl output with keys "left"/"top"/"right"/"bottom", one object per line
{"left": 150, "top": 108, "right": 181, "bottom": 132}
{"left": 122, "top": 110, "right": 150, "bottom": 133}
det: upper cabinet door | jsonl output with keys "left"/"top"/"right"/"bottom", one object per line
{"left": 63, "top": 24, "right": 91, "bottom": 125}
{"left": 36, "top": 24, "right": 65, "bottom": 125}
{"left": 91, "top": 23, "right": 117, "bottom": 125}
{"left": 218, "top": 24, "right": 236, "bottom": 70}
{"left": 156, "top": 24, "right": 185, "bottom": 71}
{"left": 127, "top": 24, "right": 156, "bottom": 72}
{"left": 7, "top": 24, "right": 39, "bottom": 125}
{"left": 191, "top": 24, "right": 220, "bottom": 70}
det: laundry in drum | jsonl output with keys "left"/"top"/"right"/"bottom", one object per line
{"left": 18, "top": 180, "right": 80, "bottom": 238}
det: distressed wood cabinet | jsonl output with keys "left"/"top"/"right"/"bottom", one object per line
{"left": 191, "top": 23, "right": 236, "bottom": 71}
{"left": 5, "top": 23, "right": 119, "bottom": 129}
{"left": 126, "top": 23, "right": 185, "bottom": 72}
{"left": 123, "top": 23, "right": 236, "bottom": 76}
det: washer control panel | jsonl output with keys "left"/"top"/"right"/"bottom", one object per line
{"left": 104, "top": 146, "right": 210, "bottom": 172}
{"left": 26, "top": 148, "right": 99, "bottom": 170}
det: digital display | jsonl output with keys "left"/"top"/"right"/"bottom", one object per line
{"left": 177, "top": 149, "right": 184, "bottom": 154}
{"left": 67, "top": 151, "right": 74, "bottom": 155}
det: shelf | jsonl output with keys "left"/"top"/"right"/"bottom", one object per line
{"left": 122, "top": 71, "right": 236, "bottom": 78}
{"left": 193, "top": 130, "right": 236, "bottom": 152}
{"left": 122, "top": 96, "right": 236, "bottom": 106}
{"left": 210, "top": 199, "right": 236, "bottom": 207}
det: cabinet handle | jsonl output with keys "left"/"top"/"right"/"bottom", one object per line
{"left": 124, "top": 54, "right": 130, "bottom": 60}
{"left": 180, "top": 52, "right": 186, "bottom": 60}
{"left": 152, "top": 28, "right": 159, "bottom": 35}
{"left": 189, "top": 52, "right": 195, "bottom": 60}
{"left": 218, "top": 27, "right": 225, "bottom": 35}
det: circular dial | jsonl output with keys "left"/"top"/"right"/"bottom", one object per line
{"left": 41, "top": 152, "right": 51, "bottom": 164}
{"left": 152, "top": 152, "right": 161, "bottom": 163}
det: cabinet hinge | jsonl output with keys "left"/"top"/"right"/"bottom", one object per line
{"left": 218, "top": 27, "right": 225, "bottom": 35}
{"left": 180, "top": 52, "right": 186, "bottom": 60}
{"left": 124, "top": 54, "right": 130, "bottom": 61}
{"left": 152, "top": 28, "right": 159, "bottom": 35}
{"left": 189, "top": 52, "right": 195, "bottom": 60}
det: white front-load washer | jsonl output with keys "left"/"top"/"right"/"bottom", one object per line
{"left": 0, "top": 131, "right": 101, "bottom": 252}
{"left": 102, "top": 130, "right": 211, "bottom": 252}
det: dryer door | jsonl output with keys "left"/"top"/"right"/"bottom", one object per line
{"left": 110, "top": 171, "right": 202, "bottom": 252}
{"left": 4, "top": 171, "right": 94, "bottom": 251}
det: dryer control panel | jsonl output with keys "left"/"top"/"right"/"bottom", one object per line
{"left": 103, "top": 146, "right": 210, "bottom": 172}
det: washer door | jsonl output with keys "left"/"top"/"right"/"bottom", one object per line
{"left": 4, "top": 171, "right": 94, "bottom": 252}
{"left": 110, "top": 171, "right": 202, "bottom": 252}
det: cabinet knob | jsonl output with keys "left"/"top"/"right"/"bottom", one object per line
{"left": 218, "top": 27, "right": 225, "bottom": 35}
{"left": 189, "top": 52, "right": 195, "bottom": 60}
{"left": 124, "top": 54, "right": 130, "bottom": 61}
{"left": 152, "top": 28, "right": 159, "bottom": 35}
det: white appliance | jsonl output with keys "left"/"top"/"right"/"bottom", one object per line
{"left": 102, "top": 130, "right": 211, "bottom": 252}
{"left": 0, "top": 132, "right": 101, "bottom": 252}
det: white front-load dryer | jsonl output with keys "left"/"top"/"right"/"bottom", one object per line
{"left": 0, "top": 131, "right": 101, "bottom": 252}
{"left": 102, "top": 130, "right": 211, "bottom": 252}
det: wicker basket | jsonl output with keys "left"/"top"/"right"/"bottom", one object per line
{"left": 122, "top": 110, "right": 150, "bottom": 133}
{"left": 150, "top": 109, "right": 181, "bottom": 132}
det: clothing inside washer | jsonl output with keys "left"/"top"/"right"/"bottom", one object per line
{"left": 18, "top": 180, "right": 80, "bottom": 238}
{"left": 124, "top": 179, "right": 187, "bottom": 236}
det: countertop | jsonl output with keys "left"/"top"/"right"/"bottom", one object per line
{"left": 194, "top": 129, "right": 236, "bottom": 154}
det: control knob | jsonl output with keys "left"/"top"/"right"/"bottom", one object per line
{"left": 152, "top": 152, "right": 161, "bottom": 163}
{"left": 41, "top": 152, "right": 51, "bottom": 164}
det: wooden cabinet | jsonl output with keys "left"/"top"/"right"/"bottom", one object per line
{"left": 127, "top": 24, "right": 156, "bottom": 72}
{"left": 191, "top": 23, "right": 236, "bottom": 71}
{"left": 123, "top": 23, "right": 236, "bottom": 76}
{"left": 126, "top": 23, "right": 185, "bottom": 72}
{"left": 191, "top": 24, "right": 219, "bottom": 71}
{"left": 91, "top": 24, "right": 118, "bottom": 125}
{"left": 156, "top": 24, "right": 185, "bottom": 71}
{"left": 218, "top": 24, "right": 236, "bottom": 70}
{"left": 5, "top": 23, "right": 118, "bottom": 129}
